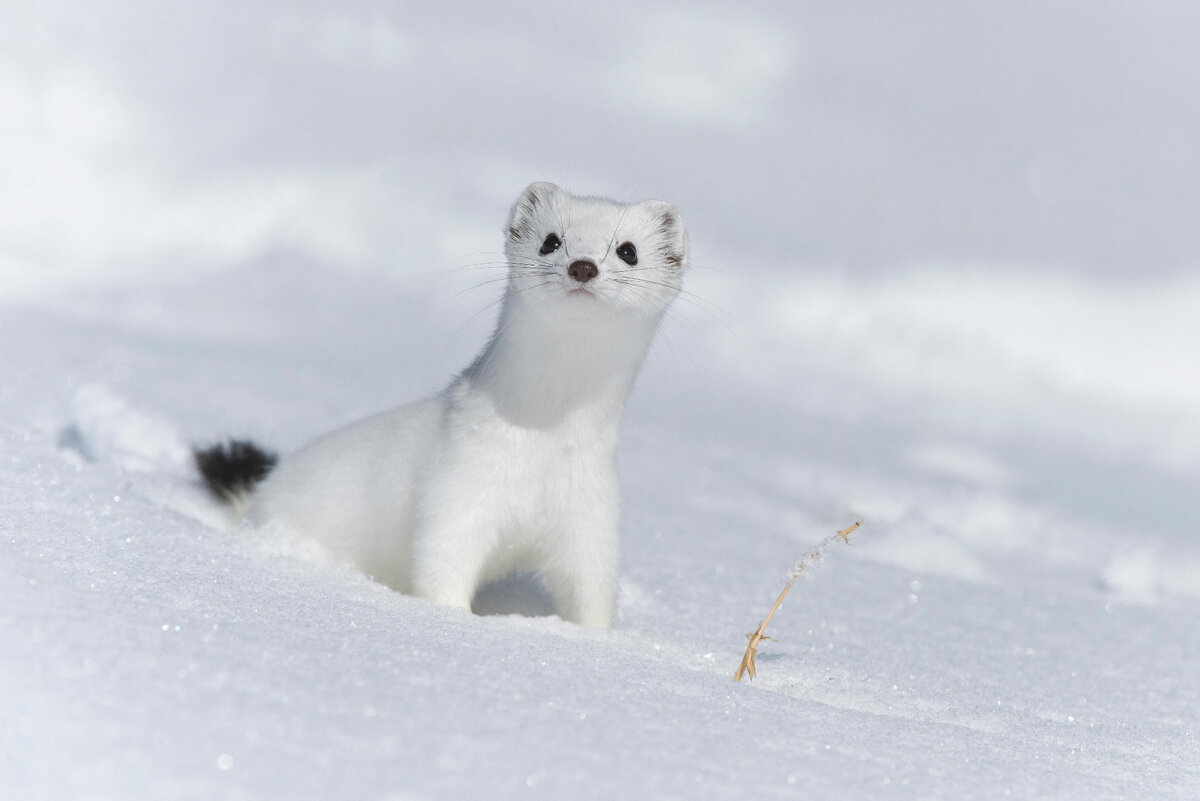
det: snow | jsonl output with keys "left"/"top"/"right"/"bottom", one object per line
{"left": 3, "top": 2, "right": 1200, "bottom": 799}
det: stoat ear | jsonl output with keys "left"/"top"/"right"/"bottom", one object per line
{"left": 642, "top": 199, "right": 687, "bottom": 271}
{"left": 507, "top": 182, "right": 564, "bottom": 242}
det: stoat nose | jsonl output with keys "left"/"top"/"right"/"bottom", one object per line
{"left": 568, "top": 260, "right": 599, "bottom": 284}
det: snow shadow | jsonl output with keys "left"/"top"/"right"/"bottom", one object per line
{"left": 471, "top": 573, "right": 556, "bottom": 619}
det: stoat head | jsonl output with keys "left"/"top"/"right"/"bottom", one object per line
{"left": 504, "top": 182, "right": 687, "bottom": 320}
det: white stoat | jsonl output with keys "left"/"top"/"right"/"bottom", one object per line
{"left": 195, "top": 181, "right": 688, "bottom": 628}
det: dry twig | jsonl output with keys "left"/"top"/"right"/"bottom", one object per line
{"left": 733, "top": 521, "right": 860, "bottom": 682}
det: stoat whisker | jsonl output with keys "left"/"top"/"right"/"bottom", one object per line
{"left": 449, "top": 260, "right": 546, "bottom": 273}
{"left": 439, "top": 272, "right": 553, "bottom": 308}
{"left": 611, "top": 275, "right": 728, "bottom": 320}
{"left": 603, "top": 200, "right": 634, "bottom": 263}
{"left": 611, "top": 280, "right": 708, "bottom": 346}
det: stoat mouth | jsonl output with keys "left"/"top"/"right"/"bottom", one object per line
{"left": 567, "top": 287, "right": 595, "bottom": 297}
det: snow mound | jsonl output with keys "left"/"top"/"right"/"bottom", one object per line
{"left": 1100, "top": 548, "right": 1200, "bottom": 603}
{"left": 61, "top": 382, "right": 192, "bottom": 474}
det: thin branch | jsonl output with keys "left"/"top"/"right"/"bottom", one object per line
{"left": 734, "top": 521, "right": 861, "bottom": 682}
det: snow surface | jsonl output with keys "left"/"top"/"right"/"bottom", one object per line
{"left": 4, "top": 2, "right": 1200, "bottom": 799}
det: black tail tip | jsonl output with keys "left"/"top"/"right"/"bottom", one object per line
{"left": 193, "top": 439, "right": 278, "bottom": 503}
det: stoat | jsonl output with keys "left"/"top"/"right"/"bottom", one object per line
{"left": 195, "top": 182, "right": 687, "bottom": 628}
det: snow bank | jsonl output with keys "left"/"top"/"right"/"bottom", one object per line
{"left": 5, "top": 259, "right": 1198, "bottom": 798}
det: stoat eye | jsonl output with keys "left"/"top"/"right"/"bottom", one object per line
{"left": 539, "top": 233, "right": 562, "bottom": 256}
{"left": 616, "top": 241, "right": 638, "bottom": 265}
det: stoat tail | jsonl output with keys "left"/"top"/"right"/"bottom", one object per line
{"left": 193, "top": 439, "right": 278, "bottom": 513}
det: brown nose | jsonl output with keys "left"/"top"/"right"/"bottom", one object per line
{"left": 568, "top": 260, "right": 599, "bottom": 284}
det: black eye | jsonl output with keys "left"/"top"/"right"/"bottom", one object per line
{"left": 616, "top": 242, "right": 637, "bottom": 265}
{"left": 539, "top": 233, "right": 561, "bottom": 256}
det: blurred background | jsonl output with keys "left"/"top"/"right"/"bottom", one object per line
{"left": 3, "top": 0, "right": 1198, "bottom": 568}
{"left": 6, "top": 1, "right": 1199, "bottom": 290}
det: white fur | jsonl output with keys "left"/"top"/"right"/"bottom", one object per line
{"left": 247, "top": 182, "right": 687, "bottom": 627}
